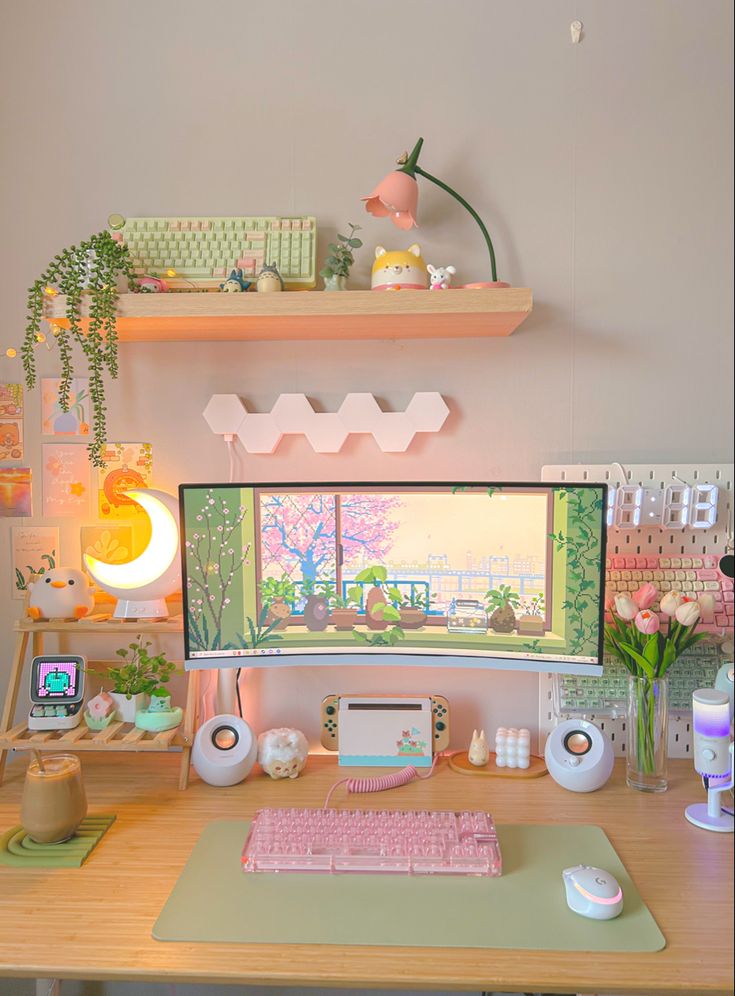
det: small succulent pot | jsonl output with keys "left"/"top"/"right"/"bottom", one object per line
{"left": 516, "top": 615, "right": 545, "bottom": 636}
{"left": 489, "top": 606, "right": 517, "bottom": 633}
{"left": 109, "top": 691, "right": 147, "bottom": 724}
{"left": 323, "top": 274, "right": 348, "bottom": 291}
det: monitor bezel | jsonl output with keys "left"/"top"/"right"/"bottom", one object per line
{"left": 179, "top": 481, "right": 608, "bottom": 676}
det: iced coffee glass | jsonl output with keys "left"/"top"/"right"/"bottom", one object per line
{"left": 20, "top": 754, "right": 87, "bottom": 843}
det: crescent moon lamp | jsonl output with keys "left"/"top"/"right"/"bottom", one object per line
{"left": 84, "top": 489, "right": 181, "bottom": 620}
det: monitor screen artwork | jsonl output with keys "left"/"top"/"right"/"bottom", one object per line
{"left": 180, "top": 482, "right": 607, "bottom": 675}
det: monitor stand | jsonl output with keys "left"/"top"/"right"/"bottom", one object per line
{"left": 216, "top": 669, "right": 238, "bottom": 715}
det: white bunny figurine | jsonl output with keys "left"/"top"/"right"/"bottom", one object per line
{"left": 427, "top": 264, "right": 456, "bottom": 290}
{"left": 468, "top": 728, "right": 490, "bottom": 767}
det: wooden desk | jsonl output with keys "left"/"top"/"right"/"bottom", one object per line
{"left": 0, "top": 754, "right": 732, "bottom": 995}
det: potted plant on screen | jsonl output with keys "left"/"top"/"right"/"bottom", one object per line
{"left": 300, "top": 580, "right": 333, "bottom": 632}
{"left": 485, "top": 584, "right": 521, "bottom": 633}
{"left": 106, "top": 637, "right": 177, "bottom": 723}
{"left": 351, "top": 565, "right": 402, "bottom": 631}
{"left": 392, "top": 587, "right": 429, "bottom": 630}
{"left": 259, "top": 574, "right": 297, "bottom": 629}
{"left": 329, "top": 587, "right": 362, "bottom": 631}
{"left": 605, "top": 584, "right": 707, "bottom": 793}
{"left": 516, "top": 593, "right": 546, "bottom": 636}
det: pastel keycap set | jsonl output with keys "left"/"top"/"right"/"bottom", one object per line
{"left": 110, "top": 215, "right": 317, "bottom": 290}
{"left": 241, "top": 807, "right": 502, "bottom": 876}
{"left": 605, "top": 553, "right": 734, "bottom": 631}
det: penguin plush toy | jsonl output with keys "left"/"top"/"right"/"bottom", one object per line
{"left": 27, "top": 568, "right": 95, "bottom": 621}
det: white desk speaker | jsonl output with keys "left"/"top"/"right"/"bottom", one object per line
{"left": 192, "top": 714, "right": 257, "bottom": 787}
{"left": 544, "top": 718, "right": 614, "bottom": 792}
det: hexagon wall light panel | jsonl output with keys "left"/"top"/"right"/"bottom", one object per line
{"left": 203, "top": 393, "right": 449, "bottom": 454}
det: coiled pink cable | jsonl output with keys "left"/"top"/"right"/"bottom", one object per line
{"left": 323, "top": 754, "right": 440, "bottom": 808}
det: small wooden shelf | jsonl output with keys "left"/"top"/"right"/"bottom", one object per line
{"left": 44, "top": 287, "right": 532, "bottom": 342}
{"left": 0, "top": 717, "right": 187, "bottom": 753}
{"left": 0, "top": 616, "right": 196, "bottom": 789}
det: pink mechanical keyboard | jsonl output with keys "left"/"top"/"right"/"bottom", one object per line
{"left": 241, "top": 807, "right": 502, "bottom": 876}
{"left": 605, "top": 553, "right": 734, "bottom": 633}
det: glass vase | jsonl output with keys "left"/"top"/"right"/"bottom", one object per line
{"left": 627, "top": 675, "right": 668, "bottom": 792}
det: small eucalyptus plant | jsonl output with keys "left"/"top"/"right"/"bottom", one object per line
{"left": 319, "top": 224, "right": 362, "bottom": 284}
{"left": 23, "top": 231, "right": 138, "bottom": 466}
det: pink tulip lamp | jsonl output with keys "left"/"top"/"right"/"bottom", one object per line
{"left": 362, "top": 137, "right": 509, "bottom": 288}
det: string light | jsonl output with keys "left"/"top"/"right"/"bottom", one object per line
{"left": 5, "top": 348, "right": 17, "bottom": 358}
{"left": 35, "top": 332, "right": 46, "bottom": 343}
{"left": 43, "top": 286, "right": 58, "bottom": 297}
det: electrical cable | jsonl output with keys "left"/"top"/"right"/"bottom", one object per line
{"left": 235, "top": 667, "right": 243, "bottom": 718}
{"left": 323, "top": 753, "right": 441, "bottom": 808}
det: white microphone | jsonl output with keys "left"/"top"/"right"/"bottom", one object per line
{"left": 685, "top": 689, "right": 734, "bottom": 833}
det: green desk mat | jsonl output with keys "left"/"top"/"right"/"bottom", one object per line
{"left": 0, "top": 815, "right": 115, "bottom": 868}
{"left": 153, "top": 820, "right": 665, "bottom": 952}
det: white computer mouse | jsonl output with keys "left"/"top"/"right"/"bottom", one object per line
{"left": 562, "top": 865, "right": 623, "bottom": 920}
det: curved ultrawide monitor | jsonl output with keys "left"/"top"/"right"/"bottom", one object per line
{"left": 180, "top": 482, "right": 607, "bottom": 676}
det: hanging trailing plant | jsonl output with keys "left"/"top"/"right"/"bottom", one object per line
{"left": 22, "top": 231, "right": 138, "bottom": 466}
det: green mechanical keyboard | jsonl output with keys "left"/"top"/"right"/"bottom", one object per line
{"left": 108, "top": 214, "right": 317, "bottom": 290}
{"left": 557, "top": 642, "right": 725, "bottom": 714}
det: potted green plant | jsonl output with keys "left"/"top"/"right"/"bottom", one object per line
{"left": 301, "top": 580, "right": 333, "bottom": 632}
{"left": 106, "top": 638, "right": 177, "bottom": 723}
{"left": 319, "top": 224, "right": 362, "bottom": 291}
{"left": 391, "top": 587, "right": 429, "bottom": 630}
{"left": 329, "top": 588, "right": 362, "bottom": 630}
{"left": 485, "top": 584, "right": 521, "bottom": 633}
{"left": 259, "top": 574, "right": 297, "bottom": 629}
{"left": 22, "top": 231, "right": 139, "bottom": 467}
{"left": 516, "top": 593, "right": 546, "bottom": 636}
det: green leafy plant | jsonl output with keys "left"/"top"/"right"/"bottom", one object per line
{"left": 108, "top": 638, "right": 177, "bottom": 699}
{"left": 230, "top": 606, "right": 284, "bottom": 651}
{"left": 330, "top": 588, "right": 362, "bottom": 610}
{"left": 353, "top": 625, "right": 405, "bottom": 647}
{"left": 259, "top": 574, "right": 297, "bottom": 606}
{"left": 520, "top": 593, "right": 545, "bottom": 617}
{"left": 319, "top": 224, "right": 362, "bottom": 281}
{"left": 485, "top": 584, "right": 521, "bottom": 612}
{"left": 369, "top": 602, "right": 402, "bottom": 623}
{"left": 353, "top": 565, "right": 388, "bottom": 586}
{"left": 22, "top": 231, "right": 139, "bottom": 466}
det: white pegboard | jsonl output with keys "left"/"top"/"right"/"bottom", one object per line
{"left": 538, "top": 462, "right": 733, "bottom": 758}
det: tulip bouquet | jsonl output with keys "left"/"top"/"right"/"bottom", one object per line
{"left": 604, "top": 583, "right": 707, "bottom": 680}
{"left": 604, "top": 583, "right": 708, "bottom": 787}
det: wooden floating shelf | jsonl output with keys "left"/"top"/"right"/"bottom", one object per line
{"left": 44, "top": 287, "right": 533, "bottom": 342}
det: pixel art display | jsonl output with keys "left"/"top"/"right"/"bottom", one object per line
{"left": 34, "top": 660, "right": 80, "bottom": 699}
{"left": 180, "top": 483, "right": 607, "bottom": 675}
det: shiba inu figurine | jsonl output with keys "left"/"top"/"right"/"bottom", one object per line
{"left": 371, "top": 244, "right": 428, "bottom": 291}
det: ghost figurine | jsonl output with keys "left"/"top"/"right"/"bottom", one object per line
{"left": 468, "top": 729, "right": 490, "bottom": 767}
{"left": 27, "top": 568, "right": 95, "bottom": 621}
{"left": 258, "top": 727, "right": 308, "bottom": 779}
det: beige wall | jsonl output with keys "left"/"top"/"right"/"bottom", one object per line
{"left": 0, "top": 2, "right": 732, "bottom": 987}
{"left": 1, "top": 0, "right": 733, "bottom": 744}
